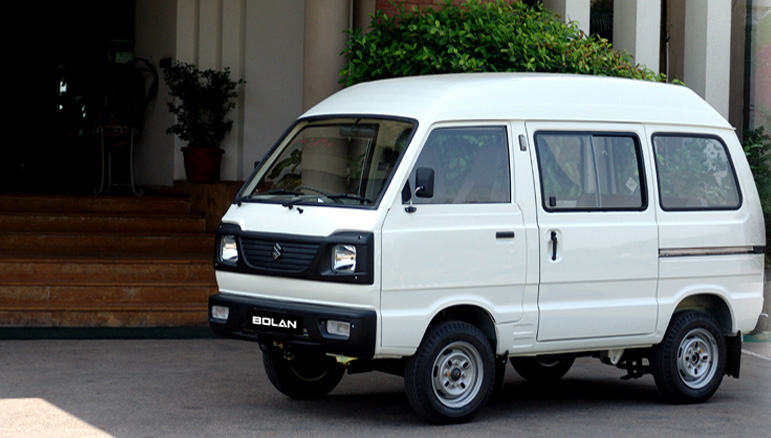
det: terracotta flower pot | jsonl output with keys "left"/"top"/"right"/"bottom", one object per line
{"left": 182, "top": 147, "right": 224, "bottom": 182}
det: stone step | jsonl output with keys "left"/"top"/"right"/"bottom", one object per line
{"left": 0, "top": 212, "right": 206, "bottom": 234}
{"left": 0, "top": 232, "right": 215, "bottom": 253}
{"left": 0, "top": 190, "right": 224, "bottom": 330}
{"left": 0, "top": 306, "right": 208, "bottom": 328}
{"left": 0, "top": 194, "right": 193, "bottom": 215}
{"left": 0, "top": 257, "right": 214, "bottom": 285}
{"left": 0, "top": 285, "right": 215, "bottom": 306}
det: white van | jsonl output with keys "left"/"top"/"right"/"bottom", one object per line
{"left": 209, "top": 73, "right": 766, "bottom": 424}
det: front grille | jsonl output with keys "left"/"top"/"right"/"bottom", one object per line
{"left": 240, "top": 238, "right": 320, "bottom": 273}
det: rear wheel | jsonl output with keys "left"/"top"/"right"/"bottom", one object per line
{"left": 651, "top": 310, "right": 726, "bottom": 403}
{"left": 263, "top": 350, "right": 345, "bottom": 399}
{"left": 510, "top": 356, "right": 574, "bottom": 383}
{"left": 404, "top": 321, "right": 496, "bottom": 424}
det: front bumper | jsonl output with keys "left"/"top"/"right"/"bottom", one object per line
{"left": 208, "top": 293, "right": 377, "bottom": 358}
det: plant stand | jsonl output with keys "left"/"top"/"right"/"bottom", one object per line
{"left": 95, "top": 125, "right": 143, "bottom": 196}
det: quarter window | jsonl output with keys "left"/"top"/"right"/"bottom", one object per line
{"left": 652, "top": 134, "right": 741, "bottom": 210}
{"left": 534, "top": 132, "right": 646, "bottom": 211}
{"left": 408, "top": 126, "right": 511, "bottom": 204}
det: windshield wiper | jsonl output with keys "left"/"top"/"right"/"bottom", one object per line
{"left": 234, "top": 189, "right": 304, "bottom": 207}
{"left": 265, "top": 188, "right": 304, "bottom": 196}
{"left": 327, "top": 193, "right": 373, "bottom": 204}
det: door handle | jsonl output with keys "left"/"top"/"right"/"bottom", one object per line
{"left": 550, "top": 231, "right": 558, "bottom": 261}
{"left": 496, "top": 231, "right": 515, "bottom": 239}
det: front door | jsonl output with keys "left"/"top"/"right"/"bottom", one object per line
{"left": 380, "top": 124, "right": 527, "bottom": 350}
{"left": 527, "top": 122, "right": 658, "bottom": 341}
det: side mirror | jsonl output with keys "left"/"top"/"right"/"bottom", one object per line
{"left": 415, "top": 167, "right": 434, "bottom": 198}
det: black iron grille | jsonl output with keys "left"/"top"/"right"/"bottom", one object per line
{"left": 240, "top": 238, "right": 320, "bottom": 273}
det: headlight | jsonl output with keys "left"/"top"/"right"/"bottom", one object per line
{"left": 331, "top": 244, "right": 356, "bottom": 272}
{"left": 220, "top": 235, "right": 239, "bottom": 264}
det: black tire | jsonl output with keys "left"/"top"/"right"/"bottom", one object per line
{"left": 510, "top": 356, "right": 574, "bottom": 383}
{"left": 404, "top": 321, "right": 496, "bottom": 424}
{"left": 651, "top": 310, "right": 726, "bottom": 404}
{"left": 262, "top": 350, "right": 345, "bottom": 399}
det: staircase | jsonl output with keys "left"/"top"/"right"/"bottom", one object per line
{"left": 0, "top": 193, "right": 219, "bottom": 331}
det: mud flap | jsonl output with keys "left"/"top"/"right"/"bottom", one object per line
{"left": 725, "top": 332, "right": 742, "bottom": 378}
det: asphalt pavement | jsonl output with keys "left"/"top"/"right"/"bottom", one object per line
{"left": 1, "top": 335, "right": 769, "bottom": 438}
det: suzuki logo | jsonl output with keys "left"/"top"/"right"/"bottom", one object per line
{"left": 272, "top": 243, "right": 283, "bottom": 261}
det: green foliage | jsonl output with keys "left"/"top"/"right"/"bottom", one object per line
{"left": 162, "top": 62, "right": 245, "bottom": 149}
{"left": 744, "top": 127, "right": 771, "bottom": 264}
{"left": 341, "top": 0, "right": 669, "bottom": 86}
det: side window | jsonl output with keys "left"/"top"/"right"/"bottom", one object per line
{"left": 408, "top": 126, "right": 511, "bottom": 204}
{"left": 534, "top": 132, "right": 646, "bottom": 211}
{"left": 652, "top": 134, "right": 741, "bottom": 210}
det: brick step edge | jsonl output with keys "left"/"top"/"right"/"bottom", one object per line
{"left": 0, "top": 309, "right": 210, "bottom": 329}
{"left": 0, "top": 303, "right": 208, "bottom": 311}
{"left": 0, "top": 195, "right": 193, "bottom": 215}
{"left": 0, "top": 326, "right": 214, "bottom": 339}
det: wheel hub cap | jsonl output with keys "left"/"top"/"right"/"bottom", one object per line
{"left": 431, "top": 341, "right": 484, "bottom": 408}
{"left": 676, "top": 328, "right": 718, "bottom": 389}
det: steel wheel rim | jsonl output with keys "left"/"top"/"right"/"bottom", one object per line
{"left": 431, "top": 341, "right": 484, "bottom": 408}
{"left": 676, "top": 328, "right": 718, "bottom": 389}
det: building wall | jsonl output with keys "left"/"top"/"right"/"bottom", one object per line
{"left": 133, "top": 0, "right": 765, "bottom": 188}
{"left": 134, "top": 0, "right": 177, "bottom": 187}
{"left": 133, "top": 0, "right": 305, "bottom": 185}
{"left": 244, "top": 1, "right": 305, "bottom": 173}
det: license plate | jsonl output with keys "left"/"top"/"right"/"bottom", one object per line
{"left": 247, "top": 310, "right": 304, "bottom": 335}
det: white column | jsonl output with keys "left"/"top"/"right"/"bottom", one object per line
{"left": 542, "top": 0, "right": 591, "bottom": 35}
{"left": 174, "top": 1, "right": 199, "bottom": 181}
{"left": 198, "top": 0, "right": 222, "bottom": 70}
{"left": 303, "top": 0, "right": 350, "bottom": 111}
{"left": 684, "top": 0, "right": 731, "bottom": 118}
{"left": 613, "top": 0, "right": 661, "bottom": 72}
{"left": 220, "top": 0, "right": 246, "bottom": 181}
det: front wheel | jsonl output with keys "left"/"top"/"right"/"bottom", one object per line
{"left": 262, "top": 350, "right": 345, "bottom": 399}
{"left": 651, "top": 310, "right": 726, "bottom": 403}
{"left": 404, "top": 321, "right": 496, "bottom": 424}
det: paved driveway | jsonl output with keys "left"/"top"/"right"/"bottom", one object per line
{"left": 1, "top": 338, "right": 769, "bottom": 438}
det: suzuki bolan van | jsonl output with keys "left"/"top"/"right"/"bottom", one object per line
{"left": 208, "top": 73, "right": 767, "bottom": 424}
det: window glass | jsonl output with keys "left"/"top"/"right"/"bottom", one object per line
{"left": 652, "top": 135, "right": 741, "bottom": 210}
{"left": 534, "top": 132, "right": 645, "bottom": 211}
{"left": 408, "top": 127, "right": 510, "bottom": 204}
{"left": 241, "top": 118, "right": 414, "bottom": 208}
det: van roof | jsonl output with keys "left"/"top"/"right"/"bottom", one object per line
{"left": 303, "top": 73, "right": 731, "bottom": 129}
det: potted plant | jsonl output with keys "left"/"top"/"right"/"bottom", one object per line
{"left": 162, "top": 61, "right": 245, "bottom": 182}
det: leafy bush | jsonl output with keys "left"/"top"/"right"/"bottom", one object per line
{"left": 341, "top": 0, "right": 668, "bottom": 86}
{"left": 744, "top": 127, "right": 771, "bottom": 265}
{"left": 163, "top": 62, "right": 245, "bottom": 149}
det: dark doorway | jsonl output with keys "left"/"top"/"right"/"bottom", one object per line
{"left": 3, "top": 1, "right": 138, "bottom": 194}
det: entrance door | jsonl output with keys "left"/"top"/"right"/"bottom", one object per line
{"left": 527, "top": 123, "right": 658, "bottom": 341}
{"left": 380, "top": 124, "right": 527, "bottom": 350}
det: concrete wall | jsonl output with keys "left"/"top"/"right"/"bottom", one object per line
{"left": 133, "top": 0, "right": 763, "bottom": 188}
{"left": 243, "top": 1, "right": 305, "bottom": 175}
{"left": 133, "top": 0, "right": 305, "bottom": 186}
{"left": 134, "top": 0, "right": 177, "bottom": 187}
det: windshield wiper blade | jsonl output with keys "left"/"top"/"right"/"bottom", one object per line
{"left": 265, "top": 188, "right": 304, "bottom": 196}
{"left": 327, "top": 193, "right": 373, "bottom": 204}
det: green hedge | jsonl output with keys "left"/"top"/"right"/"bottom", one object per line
{"left": 341, "top": 0, "right": 668, "bottom": 87}
{"left": 744, "top": 127, "right": 771, "bottom": 265}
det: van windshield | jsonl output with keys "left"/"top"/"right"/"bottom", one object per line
{"left": 240, "top": 118, "right": 415, "bottom": 207}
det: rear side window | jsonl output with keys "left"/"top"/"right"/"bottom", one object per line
{"left": 652, "top": 134, "right": 741, "bottom": 210}
{"left": 534, "top": 132, "right": 646, "bottom": 211}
